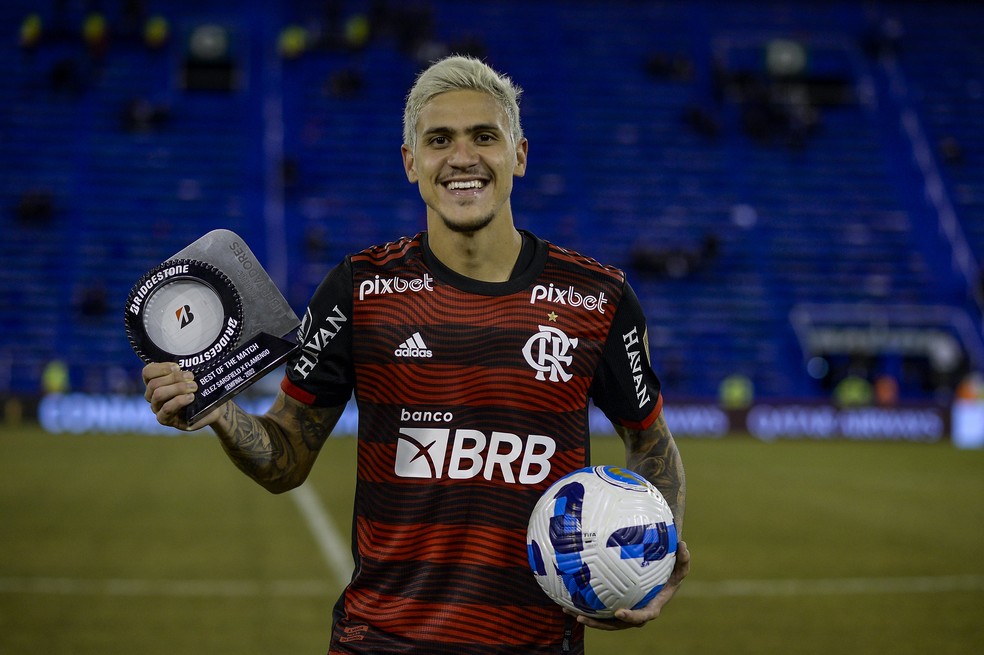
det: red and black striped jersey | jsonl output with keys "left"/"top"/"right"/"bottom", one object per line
{"left": 282, "top": 231, "right": 663, "bottom": 654}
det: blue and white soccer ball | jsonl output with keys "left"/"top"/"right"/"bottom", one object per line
{"left": 527, "top": 465, "right": 677, "bottom": 619}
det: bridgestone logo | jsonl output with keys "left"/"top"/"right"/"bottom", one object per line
{"left": 127, "top": 263, "right": 190, "bottom": 316}
{"left": 395, "top": 332, "right": 432, "bottom": 358}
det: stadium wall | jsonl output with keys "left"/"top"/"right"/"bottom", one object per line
{"left": 7, "top": 391, "right": 974, "bottom": 447}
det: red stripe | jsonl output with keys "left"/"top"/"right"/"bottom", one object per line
{"left": 356, "top": 517, "right": 528, "bottom": 567}
{"left": 280, "top": 375, "right": 316, "bottom": 405}
{"left": 547, "top": 244, "right": 625, "bottom": 283}
{"left": 354, "top": 293, "right": 613, "bottom": 336}
{"left": 617, "top": 392, "right": 663, "bottom": 430}
{"left": 350, "top": 236, "right": 421, "bottom": 266}
{"left": 356, "top": 363, "right": 589, "bottom": 411}
{"left": 341, "top": 588, "right": 562, "bottom": 645}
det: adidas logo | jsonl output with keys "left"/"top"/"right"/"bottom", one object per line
{"left": 394, "top": 332, "right": 433, "bottom": 358}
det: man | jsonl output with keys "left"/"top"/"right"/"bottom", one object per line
{"left": 143, "top": 55, "right": 689, "bottom": 654}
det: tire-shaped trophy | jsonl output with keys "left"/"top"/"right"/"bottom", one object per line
{"left": 124, "top": 230, "right": 301, "bottom": 423}
{"left": 125, "top": 258, "right": 244, "bottom": 371}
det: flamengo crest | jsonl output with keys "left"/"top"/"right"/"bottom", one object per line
{"left": 523, "top": 325, "right": 578, "bottom": 382}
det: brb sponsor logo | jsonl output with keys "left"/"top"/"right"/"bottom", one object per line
{"left": 358, "top": 273, "right": 434, "bottom": 301}
{"left": 395, "top": 409, "right": 556, "bottom": 484}
{"left": 530, "top": 283, "right": 608, "bottom": 314}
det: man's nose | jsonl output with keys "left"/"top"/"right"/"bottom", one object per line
{"left": 447, "top": 140, "right": 479, "bottom": 167}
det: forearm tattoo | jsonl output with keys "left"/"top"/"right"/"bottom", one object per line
{"left": 218, "top": 401, "right": 294, "bottom": 483}
{"left": 213, "top": 394, "right": 336, "bottom": 491}
{"left": 617, "top": 415, "right": 687, "bottom": 532}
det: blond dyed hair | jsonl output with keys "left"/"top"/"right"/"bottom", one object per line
{"left": 402, "top": 55, "right": 524, "bottom": 151}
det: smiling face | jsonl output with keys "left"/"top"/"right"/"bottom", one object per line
{"left": 402, "top": 90, "right": 528, "bottom": 235}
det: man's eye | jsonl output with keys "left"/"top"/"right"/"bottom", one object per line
{"left": 429, "top": 135, "right": 449, "bottom": 146}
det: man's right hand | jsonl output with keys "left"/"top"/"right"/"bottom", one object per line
{"left": 142, "top": 362, "right": 224, "bottom": 431}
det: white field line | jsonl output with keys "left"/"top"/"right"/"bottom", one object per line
{"left": 683, "top": 574, "right": 984, "bottom": 597}
{"left": 0, "top": 577, "right": 333, "bottom": 597}
{"left": 0, "top": 485, "right": 353, "bottom": 599}
{"left": 289, "top": 483, "right": 354, "bottom": 589}
{"left": 2, "top": 574, "right": 983, "bottom": 599}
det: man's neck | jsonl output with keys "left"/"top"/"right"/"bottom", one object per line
{"left": 426, "top": 218, "right": 523, "bottom": 283}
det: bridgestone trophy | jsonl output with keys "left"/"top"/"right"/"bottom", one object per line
{"left": 125, "top": 229, "right": 300, "bottom": 423}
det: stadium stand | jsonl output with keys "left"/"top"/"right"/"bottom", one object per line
{"left": 1, "top": 0, "right": 982, "bottom": 404}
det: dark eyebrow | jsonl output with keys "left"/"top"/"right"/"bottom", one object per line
{"left": 466, "top": 123, "right": 504, "bottom": 135}
{"left": 422, "top": 123, "right": 504, "bottom": 138}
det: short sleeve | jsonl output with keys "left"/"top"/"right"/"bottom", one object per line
{"left": 281, "top": 258, "right": 355, "bottom": 407}
{"left": 589, "top": 281, "right": 663, "bottom": 430}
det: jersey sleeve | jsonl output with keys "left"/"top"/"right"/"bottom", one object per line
{"left": 281, "top": 258, "right": 355, "bottom": 407}
{"left": 589, "top": 280, "right": 663, "bottom": 430}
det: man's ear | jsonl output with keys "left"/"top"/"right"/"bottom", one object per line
{"left": 514, "top": 138, "right": 529, "bottom": 178}
{"left": 401, "top": 144, "right": 418, "bottom": 183}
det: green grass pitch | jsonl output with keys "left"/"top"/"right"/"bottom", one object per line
{"left": 2, "top": 423, "right": 983, "bottom": 654}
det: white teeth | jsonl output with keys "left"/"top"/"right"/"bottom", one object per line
{"left": 446, "top": 180, "right": 484, "bottom": 190}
